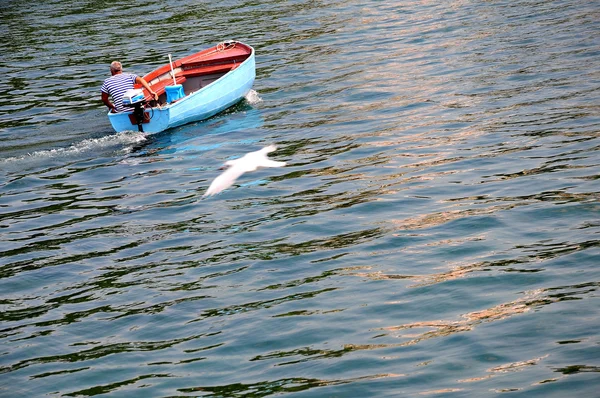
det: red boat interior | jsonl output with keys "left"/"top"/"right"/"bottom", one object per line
{"left": 137, "top": 42, "right": 252, "bottom": 104}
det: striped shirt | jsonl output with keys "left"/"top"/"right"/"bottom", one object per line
{"left": 101, "top": 73, "right": 138, "bottom": 112}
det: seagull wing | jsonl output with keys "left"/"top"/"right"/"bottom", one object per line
{"left": 203, "top": 164, "right": 247, "bottom": 196}
{"left": 257, "top": 158, "right": 286, "bottom": 168}
{"left": 252, "top": 146, "right": 285, "bottom": 168}
{"left": 261, "top": 145, "right": 278, "bottom": 154}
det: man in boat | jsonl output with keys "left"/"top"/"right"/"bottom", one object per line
{"left": 101, "top": 61, "right": 159, "bottom": 113}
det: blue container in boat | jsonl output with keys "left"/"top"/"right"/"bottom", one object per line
{"left": 165, "top": 84, "right": 185, "bottom": 103}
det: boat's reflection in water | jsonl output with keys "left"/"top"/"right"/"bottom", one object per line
{"left": 134, "top": 101, "right": 265, "bottom": 158}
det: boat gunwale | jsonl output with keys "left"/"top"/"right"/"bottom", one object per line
{"left": 142, "top": 42, "right": 254, "bottom": 95}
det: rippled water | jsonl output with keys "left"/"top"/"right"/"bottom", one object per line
{"left": 1, "top": 0, "right": 599, "bottom": 396}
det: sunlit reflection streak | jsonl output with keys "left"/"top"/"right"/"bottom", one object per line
{"left": 390, "top": 203, "right": 520, "bottom": 231}
{"left": 244, "top": 284, "right": 577, "bottom": 373}
{"left": 244, "top": 286, "right": 593, "bottom": 368}
{"left": 457, "top": 355, "right": 553, "bottom": 390}
{"left": 381, "top": 282, "right": 597, "bottom": 345}
{"left": 388, "top": 188, "right": 599, "bottom": 236}
{"left": 355, "top": 237, "right": 598, "bottom": 288}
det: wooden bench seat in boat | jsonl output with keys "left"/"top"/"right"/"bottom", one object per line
{"left": 180, "top": 62, "right": 241, "bottom": 77}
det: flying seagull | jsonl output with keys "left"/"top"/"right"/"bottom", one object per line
{"left": 203, "top": 145, "right": 286, "bottom": 197}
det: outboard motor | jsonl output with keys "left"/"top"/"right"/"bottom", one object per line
{"left": 122, "top": 89, "right": 147, "bottom": 132}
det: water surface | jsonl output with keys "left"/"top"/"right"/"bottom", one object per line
{"left": 1, "top": 0, "right": 599, "bottom": 396}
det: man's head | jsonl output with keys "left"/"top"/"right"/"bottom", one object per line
{"left": 110, "top": 61, "right": 123, "bottom": 75}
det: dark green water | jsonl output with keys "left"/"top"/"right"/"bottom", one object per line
{"left": 1, "top": 0, "right": 599, "bottom": 396}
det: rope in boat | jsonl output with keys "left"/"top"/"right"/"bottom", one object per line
{"left": 216, "top": 40, "right": 236, "bottom": 52}
{"left": 193, "top": 40, "right": 237, "bottom": 60}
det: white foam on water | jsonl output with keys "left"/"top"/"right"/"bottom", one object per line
{"left": 245, "top": 89, "right": 262, "bottom": 105}
{"left": 1, "top": 131, "right": 148, "bottom": 165}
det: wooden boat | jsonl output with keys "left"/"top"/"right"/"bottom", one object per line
{"left": 107, "top": 40, "right": 255, "bottom": 134}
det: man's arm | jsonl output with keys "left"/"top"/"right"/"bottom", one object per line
{"left": 101, "top": 92, "right": 116, "bottom": 113}
{"left": 136, "top": 76, "right": 159, "bottom": 101}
